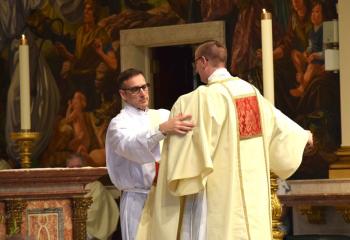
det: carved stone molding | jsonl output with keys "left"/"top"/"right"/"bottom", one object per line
{"left": 72, "top": 197, "right": 92, "bottom": 240}
{"left": 270, "top": 172, "right": 284, "bottom": 240}
{"left": 5, "top": 199, "right": 27, "bottom": 235}
{"left": 299, "top": 206, "right": 326, "bottom": 224}
{"left": 120, "top": 21, "right": 225, "bottom": 108}
{"left": 336, "top": 206, "right": 350, "bottom": 223}
{"left": 330, "top": 146, "right": 350, "bottom": 178}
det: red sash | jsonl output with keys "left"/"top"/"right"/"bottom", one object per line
{"left": 153, "top": 161, "right": 160, "bottom": 185}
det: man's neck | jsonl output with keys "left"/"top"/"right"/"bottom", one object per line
{"left": 125, "top": 103, "right": 148, "bottom": 112}
{"left": 207, "top": 67, "right": 231, "bottom": 83}
{"left": 204, "top": 66, "right": 222, "bottom": 81}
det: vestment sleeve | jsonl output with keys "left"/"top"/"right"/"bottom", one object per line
{"left": 165, "top": 89, "right": 214, "bottom": 196}
{"left": 262, "top": 97, "right": 309, "bottom": 179}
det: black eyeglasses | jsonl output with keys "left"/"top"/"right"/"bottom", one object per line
{"left": 192, "top": 56, "right": 207, "bottom": 69}
{"left": 122, "top": 83, "right": 150, "bottom": 94}
{"left": 192, "top": 56, "right": 203, "bottom": 64}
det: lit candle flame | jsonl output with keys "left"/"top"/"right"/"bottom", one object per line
{"left": 261, "top": 8, "right": 271, "bottom": 20}
{"left": 20, "top": 34, "right": 27, "bottom": 45}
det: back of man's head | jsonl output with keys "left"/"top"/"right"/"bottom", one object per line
{"left": 196, "top": 40, "right": 227, "bottom": 67}
{"left": 117, "top": 68, "right": 144, "bottom": 90}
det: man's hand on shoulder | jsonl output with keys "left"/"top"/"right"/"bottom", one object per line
{"left": 159, "top": 114, "right": 195, "bottom": 135}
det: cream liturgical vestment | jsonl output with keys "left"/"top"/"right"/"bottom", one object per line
{"left": 136, "top": 68, "right": 309, "bottom": 240}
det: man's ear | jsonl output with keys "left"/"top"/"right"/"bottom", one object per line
{"left": 119, "top": 90, "right": 127, "bottom": 101}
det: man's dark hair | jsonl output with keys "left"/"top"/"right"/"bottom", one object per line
{"left": 117, "top": 68, "right": 145, "bottom": 90}
{"left": 196, "top": 40, "right": 227, "bottom": 67}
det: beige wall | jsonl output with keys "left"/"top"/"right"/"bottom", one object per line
{"left": 338, "top": 0, "right": 350, "bottom": 146}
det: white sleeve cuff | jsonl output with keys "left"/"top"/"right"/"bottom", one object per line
{"left": 152, "top": 129, "right": 166, "bottom": 142}
{"left": 147, "top": 128, "right": 166, "bottom": 150}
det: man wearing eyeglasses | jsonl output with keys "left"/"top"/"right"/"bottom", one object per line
{"left": 136, "top": 40, "right": 313, "bottom": 240}
{"left": 105, "top": 68, "right": 194, "bottom": 240}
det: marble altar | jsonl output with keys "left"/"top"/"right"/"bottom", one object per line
{"left": 0, "top": 167, "right": 108, "bottom": 240}
{"left": 279, "top": 179, "right": 350, "bottom": 236}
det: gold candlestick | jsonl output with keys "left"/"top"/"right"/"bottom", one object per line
{"left": 270, "top": 172, "right": 285, "bottom": 240}
{"left": 11, "top": 131, "right": 40, "bottom": 168}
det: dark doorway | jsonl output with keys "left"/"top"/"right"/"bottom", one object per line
{"left": 152, "top": 45, "right": 196, "bottom": 110}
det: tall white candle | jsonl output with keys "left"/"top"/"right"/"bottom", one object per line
{"left": 19, "top": 34, "right": 31, "bottom": 130}
{"left": 261, "top": 9, "right": 275, "bottom": 105}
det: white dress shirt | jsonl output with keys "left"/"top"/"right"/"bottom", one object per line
{"left": 106, "top": 104, "right": 169, "bottom": 192}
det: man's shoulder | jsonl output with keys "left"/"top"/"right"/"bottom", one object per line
{"left": 175, "top": 84, "right": 224, "bottom": 102}
{"left": 148, "top": 108, "right": 170, "bottom": 121}
{"left": 149, "top": 108, "right": 170, "bottom": 114}
{"left": 107, "top": 109, "right": 134, "bottom": 133}
{"left": 109, "top": 109, "right": 130, "bottom": 124}
{"left": 226, "top": 78, "right": 259, "bottom": 97}
{"left": 175, "top": 87, "right": 205, "bottom": 103}
{"left": 174, "top": 79, "right": 256, "bottom": 105}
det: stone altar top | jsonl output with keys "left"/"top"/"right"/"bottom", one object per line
{"left": 0, "top": 167, "right": 108, "bottom": 199}
{"left": 279, "top": 178, "right": 350, "bottom": 206}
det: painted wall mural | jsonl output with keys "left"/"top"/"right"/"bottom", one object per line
{"left": 0, "top": 0, "right": 339, "bottom": 179}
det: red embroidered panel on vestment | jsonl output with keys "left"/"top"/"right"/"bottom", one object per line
{"left": 235, "top": 96, "right": 262, "bottom": 139}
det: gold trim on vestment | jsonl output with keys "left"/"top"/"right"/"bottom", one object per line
{"left": 220, "top": 82, "right": 252, "bottom": 239}
{"left": 252, "top": 87, "right": 273, "bottom": 237}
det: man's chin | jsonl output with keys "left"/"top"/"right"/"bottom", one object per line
{"left": 141, "top": 100, "right": 148, "bottom": 106}
{"left": 137, "top": 103, "right": 148, "bottom": 110}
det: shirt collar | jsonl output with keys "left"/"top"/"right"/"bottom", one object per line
{"left": 124, "top": 103, "right": 149, "bottom": 115}
{"left": 208, "top": 68, "right": 232, "bottom": 84}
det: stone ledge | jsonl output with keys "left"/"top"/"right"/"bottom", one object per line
{"left": 0, "top": 167, "right": 107, "bottom": 199}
